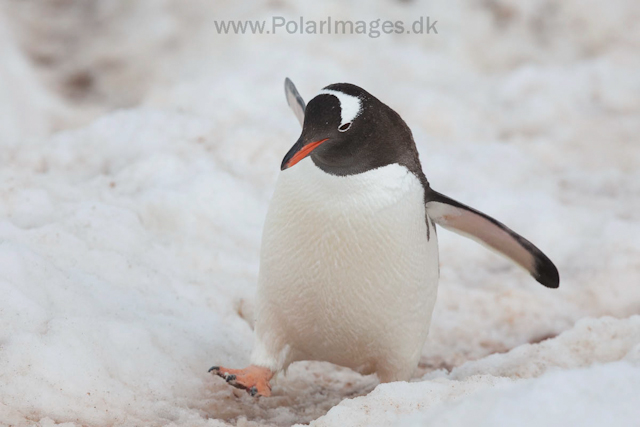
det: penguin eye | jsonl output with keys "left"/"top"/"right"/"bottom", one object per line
{"left": 338, "top": 122, "right": 352, "bottom": 132}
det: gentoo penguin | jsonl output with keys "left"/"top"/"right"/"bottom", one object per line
{"left": 210, "top": 79, "right": 559, "bottom": 397}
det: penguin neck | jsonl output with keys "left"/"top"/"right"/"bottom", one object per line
{"left": 281, "top": 157, "right": 422, "bottom": 202}
{"left": 309, "top": 150, "right": 431, "bottom": 203}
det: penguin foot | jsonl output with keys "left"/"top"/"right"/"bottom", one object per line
{"left": 209, "top": 365, "right": 273, "bottom": 397}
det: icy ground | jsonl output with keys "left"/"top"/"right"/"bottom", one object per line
{"left": 1, "top": 0, "right": 639, "bottom": 426}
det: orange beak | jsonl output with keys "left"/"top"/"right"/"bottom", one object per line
{"left": 281, "top": 138, "right": 329, "bottom": 170}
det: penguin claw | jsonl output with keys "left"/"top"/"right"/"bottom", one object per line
{"left": 208, "top": 364, "right": 273, "bottom": 397}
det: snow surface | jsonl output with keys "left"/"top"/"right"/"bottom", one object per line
{"left": 0, "top": 0, "right": 639, "bottom": 426}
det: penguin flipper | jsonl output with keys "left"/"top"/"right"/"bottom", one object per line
{"left": 284, "top": 77, "right": 305, "bottom": 127}
{"left": 426, "top": 190, "right": 559, "bottom": 288}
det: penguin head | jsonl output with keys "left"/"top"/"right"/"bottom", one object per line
{"left": 281, "top": 83, "right": 421, "bottom": 176}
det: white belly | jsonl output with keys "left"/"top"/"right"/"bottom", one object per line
{"left": 251, "top": 158, "right": 439, "bottom": 381}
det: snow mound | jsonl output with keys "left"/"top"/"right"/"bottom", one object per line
{"left": 309, "top": 317, "right": 640, "bottom": 427}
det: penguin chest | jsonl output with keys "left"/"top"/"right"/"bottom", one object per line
{"left": 256, "top": 158, "right": 439, "bottom": 372}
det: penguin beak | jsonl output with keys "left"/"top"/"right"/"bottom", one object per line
{"left": 281, "top": 138, "right": 329, "bottom": 170}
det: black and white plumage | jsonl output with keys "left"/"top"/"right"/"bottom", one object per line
{"left": 211, "top": 79, "right": 559, "bottom": 396}
{"left": 280, "top": 79, "right": 558, "bottom": 288}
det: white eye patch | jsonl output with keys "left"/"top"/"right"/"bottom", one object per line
{"left": 318, "top": 89, "right": 362, "bottom": 127}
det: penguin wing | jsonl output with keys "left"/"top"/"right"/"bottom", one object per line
{"left": 426, "top": 190, "right": 559, "bottom": 288}
{"left": 284, "top": 77, "right": 305, "bottom": 127}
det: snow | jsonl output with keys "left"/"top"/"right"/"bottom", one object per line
{"left": 0, "top": 1, "right": 639, "bottom": 426}
{"left": 0, "top": 11, "right": 71, "bottom": 147}
{"left": 311, "top": 317, "right": 640, "bottom": 426}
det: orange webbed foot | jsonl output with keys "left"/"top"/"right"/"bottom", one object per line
{"left": 209, "top": 365, "right": 273, "bottom": 397}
